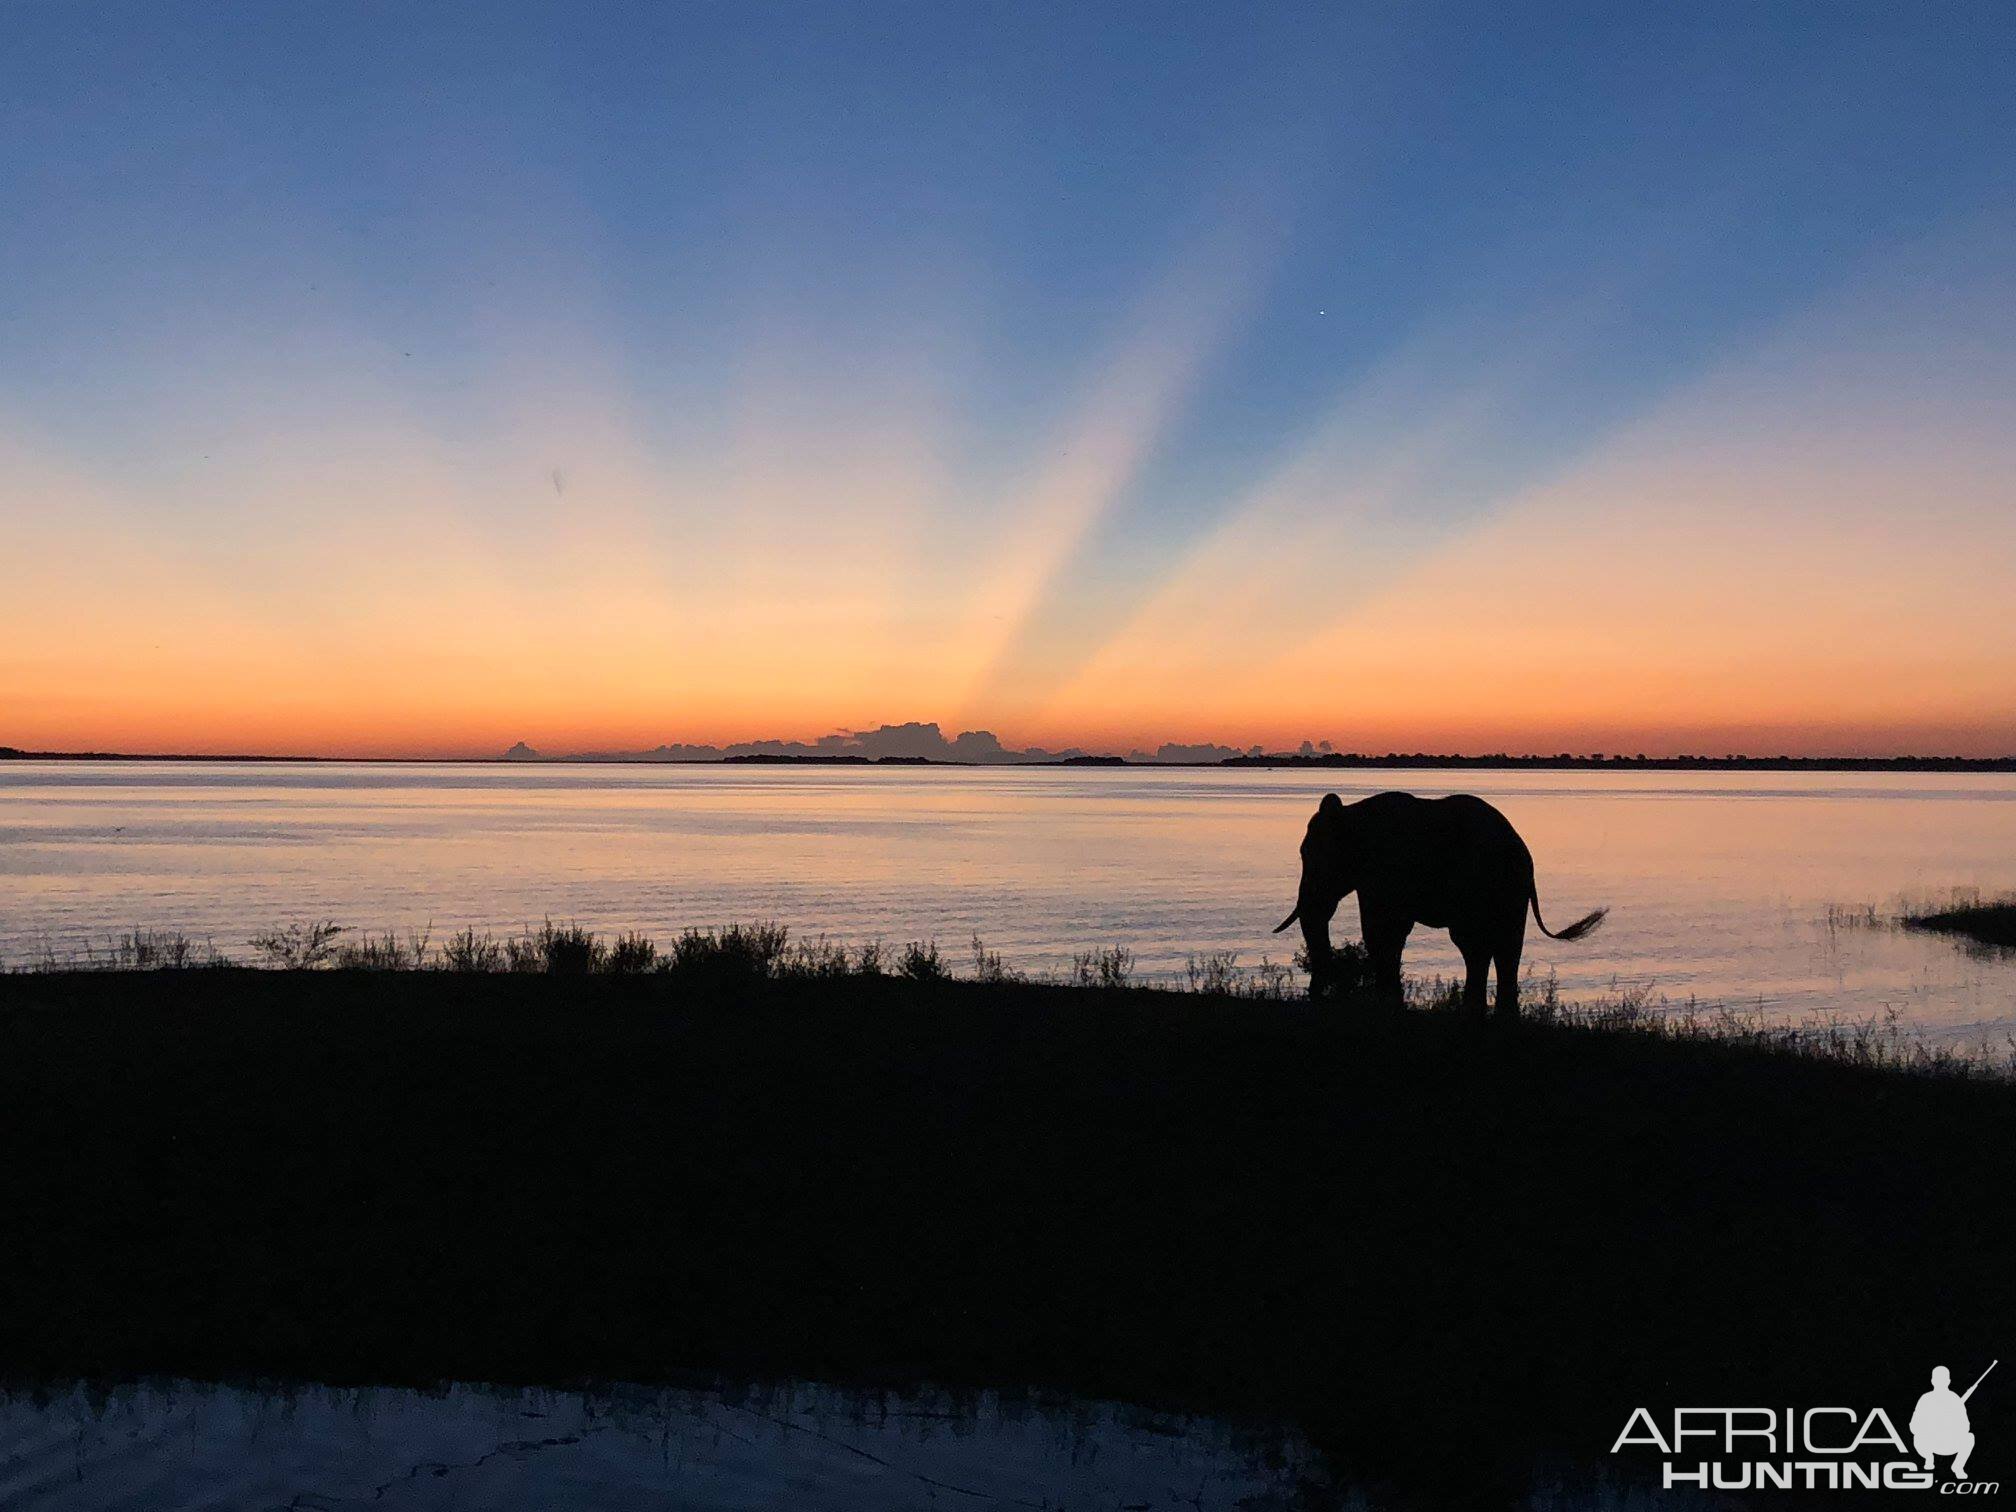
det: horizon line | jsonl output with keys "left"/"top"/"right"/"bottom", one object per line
{"left": 7, "top": 744, "right": 2016, "bottom": 773}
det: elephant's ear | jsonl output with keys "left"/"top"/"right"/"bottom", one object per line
{"left": 1319, "top": 793, "right": 1345, "bottom": 815}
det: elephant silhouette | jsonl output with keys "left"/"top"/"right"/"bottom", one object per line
{"left": 1274, "top": 791, "right": 1606, "bottom": 1016}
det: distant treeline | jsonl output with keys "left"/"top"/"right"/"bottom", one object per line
{"left": 1221, "top": 752, "right": 2016, "bottom": 771}
{"left": 5, "top": 745, "right": 2015, "bottom": 772}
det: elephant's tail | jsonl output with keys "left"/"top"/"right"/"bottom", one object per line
{"left": 1531, "top": 889, "right": 1607, "bottom": 942}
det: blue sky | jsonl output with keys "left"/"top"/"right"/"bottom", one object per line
{"left": 4, "top": 3, "right": 2014, "bottom": 754}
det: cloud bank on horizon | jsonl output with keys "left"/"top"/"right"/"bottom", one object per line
{"left": 3, "top": 5, "right": 2014, "bottom": 758}
{"left": 498, "top": 719, "right": 1312, "bottom": 765}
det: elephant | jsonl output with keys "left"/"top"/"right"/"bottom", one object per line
{"left": 1272, "top": 791, "right": 1606, "bottom": 1017}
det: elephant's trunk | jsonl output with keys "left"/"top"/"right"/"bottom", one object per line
{"left": 1298, "top": 904, "right": 1333, "bottom": 967}
{"left": 1290, "top": 885, "right": 1340, "bottom": 999}
{"left": 1277, "top": 877, "right": 1336, "bottom": 960}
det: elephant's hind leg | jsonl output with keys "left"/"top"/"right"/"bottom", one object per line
{"left": 1453, "top": 929, "right": 1492, "bottom": 1019}
{"left": 1493, "top": 923, "right": 1525, "bottom": 1020}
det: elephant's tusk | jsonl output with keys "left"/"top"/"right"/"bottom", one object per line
{"left": 1272, "top": 907, "right": 1300, "bottom": 934}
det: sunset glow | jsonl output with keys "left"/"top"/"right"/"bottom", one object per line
{"left": 5, "top": 5, "right": 2013, "bottom": 757}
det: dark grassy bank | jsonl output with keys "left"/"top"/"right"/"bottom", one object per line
{"left": 1904, "top": 894, "right": 2016, "bottom": 950}
{"left": 2, "top": 966, "right": 2011, "bottom": 1504}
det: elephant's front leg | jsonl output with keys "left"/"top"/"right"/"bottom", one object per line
{"left": 1360, "top": 900, "right": 1411, "bottom": 1009}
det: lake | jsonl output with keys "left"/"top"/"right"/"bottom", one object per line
{"left": 3, "top": 761, "right": 2014, "bottom": 1044}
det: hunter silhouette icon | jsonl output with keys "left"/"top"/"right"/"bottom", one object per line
{"left": 1912, "top": 1360, "right": 1995, "bottom": 1479}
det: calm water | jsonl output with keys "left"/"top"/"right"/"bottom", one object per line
{"left": 0, "top": 1378, "right": 1736, "bottom": 1511}
{"left": 4, "top": 761, "right": 2015, "bottom": 1043}
{"left": 0, "top": 1381, "right": 1324, "bottom": 1511}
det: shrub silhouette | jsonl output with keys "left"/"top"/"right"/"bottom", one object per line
{"left": 535, "top": 920, "right": 604, "bottom": 975}
{"left": 783, "top": 936, "right": 851, "bottom": 979}
{"left": 1295, "top": 939, "right": 1377, "bottom": 1000}
{"left": 606, "top": 932, "right": 659, "bottom": 974}
{"left": 668, "top": 923, "right": 790, "bottom": 984}
{"left": 898, "top": 939, "right": 945, "bottom": 981}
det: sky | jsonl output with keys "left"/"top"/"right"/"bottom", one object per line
{"left": 3, "top": 2, "right": 2014, "bottom": 758}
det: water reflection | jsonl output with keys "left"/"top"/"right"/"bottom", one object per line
{"left": 0, "top": 1380, "right": 1325, "bottom": 1511}
{"left": 0, "top": 1387, "right": 1774, "bottom": 1512}
{"left": 4, "top": 762, "right": 2015, "bottom": 1040}
{"left": 0, "top": 1379, "right": 1759, "bottom": 1510}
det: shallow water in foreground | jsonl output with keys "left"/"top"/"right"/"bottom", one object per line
{"left": 0, "top": 1380, "right": 1720, "bottom": 1511}
{"left": 0, "top": 1381, "right": 1313, "bottom": 1511}
{"left": 4, "top": 761, "right": 2015, "bottom": 1044}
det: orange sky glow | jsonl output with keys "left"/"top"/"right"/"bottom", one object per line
{"left": 6, "top": 222, "right": 2014, "bottom": 761}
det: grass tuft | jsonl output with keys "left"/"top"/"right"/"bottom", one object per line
{"left": 441, "top": 928, "right": 505, "bottom": 973}
{"left": 248, "top": 920, "right": 346, "bottom": 969}
{"left": 1068, "top": 945, "right": 1135, "bottom": 989}
{"left": 898, "top": 939, "right": 946, "bottom": 981}
{"left": 969, "top": 934, "right": 1022, "bottom": 984}
{"left": 333, "top": 927, "right": 432, "bottom": 971}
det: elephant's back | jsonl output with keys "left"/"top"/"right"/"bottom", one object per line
{"left": 1431, "top": 791, "right": 1519, "bottom": 831}
{"left": 1426, "top": 793, "right": 1535, "bottom": 873}
{"left": 1348, "top": 792, "right": 1534, "bottom": 922}
{"left": 1350, "top": 790, "right": 1533, "bottom": 870}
